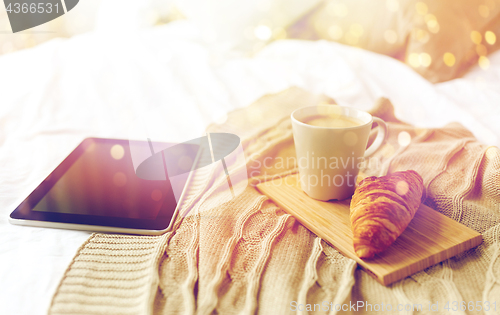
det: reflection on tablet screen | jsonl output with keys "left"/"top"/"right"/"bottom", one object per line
{"left": 33, "top": 140, "right": 176, "bottom": 220}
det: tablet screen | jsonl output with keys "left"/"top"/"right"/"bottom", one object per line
{"left": 10, "top": 138, "right": 193, "bottom": 231}
{"left": 32, "top": 139, "right": 176, "bottom": 220}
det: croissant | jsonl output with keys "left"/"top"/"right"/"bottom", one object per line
{"left": 350, "top": 170, "right": 425, "bottom": 259}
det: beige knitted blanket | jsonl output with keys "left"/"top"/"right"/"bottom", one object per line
{"left": 49, "top": 87, "right": 500, "bottom": 315}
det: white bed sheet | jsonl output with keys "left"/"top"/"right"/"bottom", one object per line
{"left": 1, "top": 21, "right": 499, "bottom": 314}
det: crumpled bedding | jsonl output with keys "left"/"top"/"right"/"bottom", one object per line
{"left": 1, "top": 20, "right": 499, "bottom": 314}
{"left": 49, "top": 89, "right": 500, "bottom": 315}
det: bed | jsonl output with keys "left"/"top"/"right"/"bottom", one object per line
{"left": 1, "top": 16, "right": 500, "bottom": 314}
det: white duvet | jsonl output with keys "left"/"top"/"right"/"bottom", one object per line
{"left": 1, "top": 21, "right": 499, "bottom": 314}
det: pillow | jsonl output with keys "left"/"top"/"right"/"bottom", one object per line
{"left": 287, "top": 0, "right": 500, "bottom": 82}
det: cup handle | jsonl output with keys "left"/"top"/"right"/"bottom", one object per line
{"left": 364, "top": 117, "right": 388, "bottom": 157}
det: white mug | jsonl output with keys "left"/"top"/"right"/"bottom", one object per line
{"left": 291, "top": 105, "right": 387, "bottom": 201}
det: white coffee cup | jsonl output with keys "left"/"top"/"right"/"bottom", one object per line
{"left": 291, "top": 105, "right": 387, "bottom": 201}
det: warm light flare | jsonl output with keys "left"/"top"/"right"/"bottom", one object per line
{"left": 409, "top": 53, "right": 420, "bottom": 68}
{"left": 254, "top": 25, "right": 272, "bottom": 41}
{"left": 396, "top": 181, "right": 409, "bottom": 196}
{"left": 443, "top": 53, "right": 456, "bottom": 67}
{"left": 415, "top": 2, "right": 428, "bottom": 15}
{"left": 476, "top": 44, "right": 487, "bottom": 56}
{"left": 471, "top": 31, "right": 482, "bottom": 45}
{"left": 151, "top": 189, "right": 162, "bottom": 201}
{"left": 350, "top": 24, "right": 364, "bottom": 37}
{"left": 485, "top": 31, "right": 496, "bottom": 45}
{"left": 479, "top": 5, "right": 490, "bottom": 18}
{"left": 426, "top": 19, "right": 439, "bottom": 34}
{"left": 416, "top": 29, "right": 429, "bottom": 43}
{"left": 398, "top": 131, "right": 411, "bottom": 146}
{"left": 110, "top": 144, "right": 125, "bottom": 160}
{"left": 419, "top": 53, "right": 432, "bottom": 67}
{"left": 345, "top": 32, "right": 358, "bottom": 45}
{"left": 329, "top": 3, "right": 348, "bottom": 17}
{"left": 384, "top": 30, "right": 398, "bottom": 44}
{"left": 478, "top": 56, "right": 490, "bottom": 69}
{"left": 424, "top": 14, "right": 436, "bottom": 23}
{"left": 386, "top": 0, "right": 399, "bottom": 12}
{"left": 328, "top": 25, "right": 343, "bottom": 40}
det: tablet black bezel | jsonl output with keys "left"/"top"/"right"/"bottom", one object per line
{"left": 10, "top": 138, "right": 182, "bottom": 231}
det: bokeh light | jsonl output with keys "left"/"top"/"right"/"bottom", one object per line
{"left": 485, "top": 31, "right": 496, "bottom": 45}
{"left": 485, "top": 0, "right": 496, "bottom": 8}
{"left": 113, "top": 172, "right": 127, "bottom": 187}
{"left": 478, "top": 56, "right": 490, "bottom": 70}
{"left": 328, "top": 3, "right": 348, "bottom": 17}
{"left": 350, "top": 24, "right": 364, "bottom": 37}
{"left": 87, "top": 142, "right": 97, "bottom": 152}
{"left": 471, "top": 31, "right": 482, "bottom": 45}
{"left": 416, "top": 29, "right": 430, "bottom": 43}
{"left": 272, "top": 27, "right": 287, "bottom": 40}
{"left": 110, "top": 144, "right": 125, "bottom": 160}
{"left": 396, "top": 180, "right": 409, "bottom": 196}
{"left": 398, "top": 131, "right": 412, "bottom": 146}
{"left": 476, "top": 44, "right": 487, "bottom": 56}
{"left": 408, "top": 53, "right": 420, "bottom": 68}
{"left": 479, "top": 5, "right": 490, "bottom": 18}
{"left": 254, "top": 25, "right": 272, "bottom": 41}
{"left": 328, "top": 25, "right": 344, "bottom": 40}
{"left": 151, "top": 189, "right": 162, "bottom": 201}
{"left": 386, "top": 0, "right": 399, "bottom": 12}
{"left": 443, "top": 52, "right": 456, "bottom": 67}
{"left": 345, "top": 32, "right": 359, "bottom": 45}
{"left": 256, "top": 0, "right": 271, "bottom": 12}
{"left": 384, "top": 30, "right": 398, "bottom": 44}
{"left": 424, "top": 13, "right": 436, "bottom": 23}
{"left": 485, "top": 146, "right": 499, "bottom": 160}
{"left": 415, "top": 2, "right": 428, "bottom": 15}
{"left": 426, "top": 18, "right": 439, "bottom": 34}
{"left": 419, "top": 53, "right": 432, "bottom": 67}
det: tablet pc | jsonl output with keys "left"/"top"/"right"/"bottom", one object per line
{"left": 9, "top": 138, "right": 195, "bottom": 235}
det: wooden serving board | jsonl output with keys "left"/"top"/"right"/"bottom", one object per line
{"left": 256, "top": 174, "right": 482, "bottom": 286}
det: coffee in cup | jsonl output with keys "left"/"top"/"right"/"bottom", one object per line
{"left": 291, "top": 105, "right": 387, "bottom": 201}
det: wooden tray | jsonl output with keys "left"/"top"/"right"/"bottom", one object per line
{"left": 256, "top": 174, "right": 482, "bottom": 286}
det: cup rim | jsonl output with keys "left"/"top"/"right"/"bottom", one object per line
{"left": 291, "top": 105, "right": 373, "bottom": 130}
